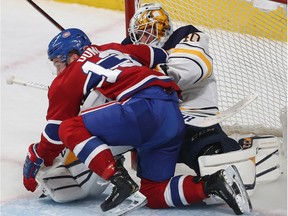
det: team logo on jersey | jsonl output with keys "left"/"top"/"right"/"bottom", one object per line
{"left": 62, "top": 31, "right": 71, "bottom": 38}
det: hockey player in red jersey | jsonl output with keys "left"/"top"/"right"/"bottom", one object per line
{"left": 23, "top": 28, "right": 251, "bottom": 215}
{"left": 22, "top": 28, "right": 185, "bottom": 212}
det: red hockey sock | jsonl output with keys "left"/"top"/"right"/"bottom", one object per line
{"left": 182, "top": 175, "right": 208, "bottom": 203}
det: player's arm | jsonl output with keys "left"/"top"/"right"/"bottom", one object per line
{"left": 166, "top": 32, "right": 213, "bottom": 85}
{"left": 23, "top": 122, "right": 65, "bottom": 192}
{"left": 23, "top": 90, "right": 78, "bottom": 192}
{"left": 121, "top": 43, "right": 168, "bottom": 69}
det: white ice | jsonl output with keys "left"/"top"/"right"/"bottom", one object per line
{"left": 1, "top": 0, "right": 287, "bottom": 215}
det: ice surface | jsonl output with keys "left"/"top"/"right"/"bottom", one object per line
{"left": 1, "top": 0, "right": 287, "bottom": 215}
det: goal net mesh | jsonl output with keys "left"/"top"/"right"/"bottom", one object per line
{"left": 130, "top": 0, "right": 287, "bottom": 137}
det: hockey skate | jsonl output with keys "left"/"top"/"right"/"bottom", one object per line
{"left": 101, "top": 164, "right": 147, "bottom": 216}
{"left": 203, "top": 165, "right": 252, "bottom": 215}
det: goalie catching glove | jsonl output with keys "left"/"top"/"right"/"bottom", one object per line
{"left": 23, "top": 143, "right": 44, "bottom": 192}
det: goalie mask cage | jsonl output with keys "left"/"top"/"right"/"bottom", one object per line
{"left": 125, "top": 0, "right": 287, "bottom": 140}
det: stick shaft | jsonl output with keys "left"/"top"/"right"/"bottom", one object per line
{"left": 10, "top": 77, "right": 49, "bottom": 90}
{"left": 26, "top": 0, "right": 65, "bottom": 31}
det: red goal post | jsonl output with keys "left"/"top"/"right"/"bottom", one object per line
{"left": 270, "top": 0, "right": 287, "bottom": 3}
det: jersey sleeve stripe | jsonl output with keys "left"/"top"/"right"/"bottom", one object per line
{"left": 116, "top": 75, "right": 172, "bottom": 101}
{"left": 42, "top": 120, "right": 62, "bottom": 145}
{"left": 169, "top": 56, "right": 205, "bottom": 84}
{"left": 171, "top": 48, "right": 212, "bottom": 79}
{"left": 150, "top": 46, "right": 168, "bottom": 69}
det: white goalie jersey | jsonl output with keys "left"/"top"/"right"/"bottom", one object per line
{"left": 165, "top": 30, "right": 218, "bottom": 113}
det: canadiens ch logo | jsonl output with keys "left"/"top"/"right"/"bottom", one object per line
{"left": 62, "top": 31, "right": 71, "bottom": 38}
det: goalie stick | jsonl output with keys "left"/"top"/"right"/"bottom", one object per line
{"left": 181, "top": 94, "right": 258, "bottom": 127}
{"left": 6, "top": 75, "right": 257, "bottom": 127}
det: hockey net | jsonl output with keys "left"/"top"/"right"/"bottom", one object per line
{"left": 125, "top": 0, "right": 287, "bottom": 141}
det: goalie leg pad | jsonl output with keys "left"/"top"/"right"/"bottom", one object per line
{"left": 67, "top": 160, "right": 109, "bottom": 196}
{"left": 37, "top": 148, "right": 130, "bottom": 203}
{"left": 240, "top": 136, "right": 282, "bottom": 184}
{"left": 198, "top": 143, "right": 257, "bottom": 199}
{"left": 178, "top": 124, "right": 241, "bottom": 175}
{"left": 37, "top": 161, "right": 109, "bottom": 203}
{"left": 37, "top": 165, "right": 88, "bottom": 203}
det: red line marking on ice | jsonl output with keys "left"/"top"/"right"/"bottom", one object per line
{"left": 1, "top": 157, "right": 23, "bottom": 165}
{"left": 1, "top": 49, "right": 46, "bottom": 71}
{"left": 1, "top": 157, "right": 40, "bottom": 204}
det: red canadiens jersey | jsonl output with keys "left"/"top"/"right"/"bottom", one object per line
{"left": 37, "top": 43, "right": 181, "bottom": 164}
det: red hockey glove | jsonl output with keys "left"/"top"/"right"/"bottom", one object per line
{"left": 23, "top": 143, "right": 44, "bottom": 192}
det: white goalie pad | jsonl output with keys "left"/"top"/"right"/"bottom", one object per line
{"left": 36, "top": 145, "right": 133, "bottom": 203}
{"left": 37, "top": 161, "right": 108, "bottom": 203}
{"left": 198, "top": 144, "right": 257, "bottom": 198}
{"left": 36, "top": 149, "right": 109, "bottom": 203}
{"left": 253, "top": 136, "right": 282, "bottom": 184}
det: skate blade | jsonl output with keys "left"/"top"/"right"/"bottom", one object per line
{"left": 226, "top": 165, "right": 253, "bottom": 214}
{"left": 102, "top": 191, "right": 147, "bottom": 216}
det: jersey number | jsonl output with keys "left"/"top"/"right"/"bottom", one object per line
{"left": 182, "top": 33, "right": 200, "bottom": 43}
{"left": 82, "top": 50, "right": 141, "bottom": 85}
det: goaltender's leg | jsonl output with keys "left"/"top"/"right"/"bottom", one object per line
{"left": 178, "top": 124, "right": 241, "bottom": 175}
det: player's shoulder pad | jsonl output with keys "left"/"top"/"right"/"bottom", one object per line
{"left": 163, "top": 24, "right": 200, "bottom": 50}
{"left": 176, "top": 31, "right": 210, "bottom": 54}
{"left": 179, "top": 31, "right": 209, "bottom": 44}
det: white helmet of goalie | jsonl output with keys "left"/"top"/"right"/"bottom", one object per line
{"left": 129, "top": 3, "right": 173, "bottom": 47}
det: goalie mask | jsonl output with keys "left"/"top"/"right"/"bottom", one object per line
{"left": 129, "top": 3, "right": 173, "bottom": 47}
{"left": 47, "top": 28, "right": 91, "bottom": 64}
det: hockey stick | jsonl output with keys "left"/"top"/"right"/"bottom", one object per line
{"left": 26, "top": 0, "right": 65, "bottom": 31}
{"left": 6, "top": 75, "right": 49, "bottom": 90}
{"left": 6, "top": 75, "right": 257, "bottom": 127}
{"left": 23, "top": 1, "right": 257, "bottom": 126}
{"left": 181, "top": 94, "right": 258, "bottom": 127}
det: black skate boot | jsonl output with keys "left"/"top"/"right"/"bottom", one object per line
{"left": 100, "top": 165, "right": 139, "bottom": 212}
{"left": 114, "top": 154, "right": 126, "bottom": 168}
{"left": 203, "top": 165, "right": 252, "bottom": 215}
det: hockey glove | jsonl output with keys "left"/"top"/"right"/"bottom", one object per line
{"left": 23, "top": 143, "right": 44, "bottom": 192}
{"left": 155, "top": 63, "right": 169, "bottom": 75}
